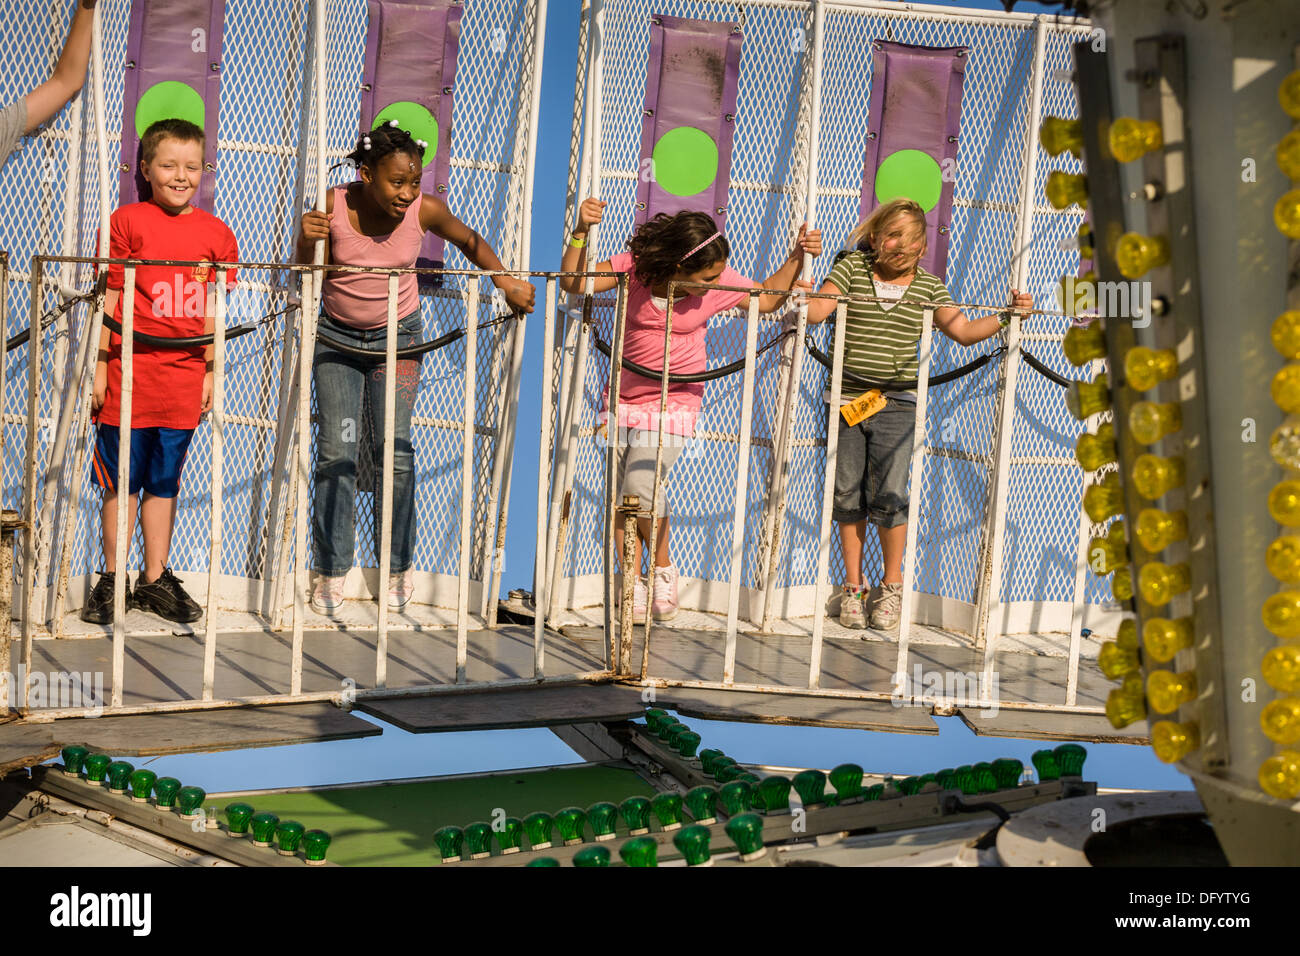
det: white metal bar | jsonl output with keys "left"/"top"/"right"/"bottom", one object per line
{"left": 376, "top": 274, "right": 398, "bottom": 687}
{"left": 639, "top": 282, "right": 675, "bottom": 678}
{"left": 203, "top": 270, "right": 228, "bottom": 699}
{"left": 110, "top": 267, "right": 136, "bottom": 710}
{"left": 291, "top": 270, "right": 315, "bottom": 697}
{"left": 723, "top": 296, "right": 762, "bottom": 683}
{"left": 808, "top": 300, "right": 847, "bottom": 689}
{"left": 456, "top": 284, "right": 481, "bottom": 682}
{"left": 606, "top": 285, "right": 633, "bottom": 673}
{"left": 533, "top": 279, "right": 558, "bottom": 676}
{"left": 19, "top": 261, "right": 45, "bottom": 703}
{"left": 893, "top": 307, "right": 935, "bottom": 694}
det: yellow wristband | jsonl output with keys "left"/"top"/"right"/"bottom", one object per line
{"left": 569, "top": 233, "right": 587, "bottom": 248}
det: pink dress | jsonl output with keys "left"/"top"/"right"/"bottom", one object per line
{"left": 601, "top": 251, "right": 754, "bottom": 436}
{"left": 321, "top": 185, "right": 424, "bottom": 329}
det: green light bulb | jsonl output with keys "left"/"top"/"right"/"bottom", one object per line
{"left": 718, "top": 781, "right": 753, "bottom": 816}
{"left": 724, "top": 813, "right": 766, "bottom": 862}
{"left": 497, "top": 816, "right": 524, "bottom": 853}
{"left": 60, "top": 745, "right": 88, "bottom": 777}
{"left": 554, "top": 807, "right": 587, "bottom": 845}
{"left": 715, "top": 763, "right": 745, "bottom": 784}
{"left": 620, "top": 796, "right": 653, "bottom": 835}
{"left": 153, "top": 777, "right": 181, "bottom": 810}
{"left": 665, "top": 723, "right": 691, "bottom": 750}
{"left": 434, "top": 825, "right": 465, "bottom": 862}
{"left": 710, "top": 756, "right": 738, "bottom": 779}
{"left": 651, "top": 792, "right": 683, "bottom": 831}
{"left": 587, "top": 802, "right": 619, "bottom": 841}
{"left": 863, "top": 784, "right": 885, "bottom": 801}
{"left": 1053, "top": 744, "right": 1087, "bottom": 776}
{"left": 573, "top": 845, "right": 611, "bottom": 867}
{"left": 675, "top": 731, "right": 702, "bottom": 758}
{"left": 128, "top": 769, "right": 156, "bottom": 804}
{"left": 754, "top": 775, "right": 792, "bottom": 814}
{"left": 829, "top": 763, "right": 864, "bottom": 803}
{"left": 302, "top": 829, "right": 331, "bottom": 866}
{"left": 223, "top": 802, "right": 253, "bottom": 837}
{"left": 896, "top": 776, "right": 924, "bottom": 796}
{"left": 249, "top": 811, "right": 279, "bottom": 847}
{"left": 791, "top": 769, "right": 828, "bottom": 808}
{"left": 991, "top": 758, "right": 1024, "bottom": 789}
{"left": 684, "top": 785, "right": 719, "bottom": 824}
{"left": 974, "top": 767, "right": 997, "bottom": 793}
{"left": 83, "top": 753, "right": 111, "bottom": 785}
{"left": 526, "top": 857, "right": 560, "bottom": 867}
{"left": 644, "top": 708, "right": 668, "bottom": 733}
{"left": 919, "top": 773, "right": 937, "bottom": 789}
{"left": 655, "top": 716, "right": 681, "bottom": 742}
{"left": 105, "top": 761, "right": 135, "bottom": 795}
{"left": 935, "top": 771, "right": 956, "bottom": 790}
{"left": 698, "top": 749, "right": 725, "bottom": 774}
{"left": 275, "top": 821, "right": 305, "bottom": 857}
{"left": 523, "top": 811, "right": 555, "bottom": 850}
{"left": 464, "top": 821, "right": 494, "bottom": 858}
{"left": 1031, "top": 750, "right": 1060, "bottom": 781}
{"left": 176, "top": 786, "right": 206, "bottom": 819}
{"left": 673, "top": 825, "right": 713, "bottom": 866}
{"left": 619, "top": 836, "right": 659, "bottom": 867}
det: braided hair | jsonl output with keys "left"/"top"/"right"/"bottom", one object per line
{"left": 336, "top": 121, "right": 426, "bottom": 173}
{"left": 625, "top": 210, "right": 730, "bottom": 290}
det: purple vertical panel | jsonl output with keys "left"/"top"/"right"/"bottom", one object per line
{"left": 634, "top": 14, "right": 742, "bottom": 229}
{"left": 357, "top": 0, "right": 463, "bottom": 271}
{"left": 859, "top": 41, "right": 968, "bottom": 281}
{"left": 118, "top": 0, "right": 226, "bottom": 212}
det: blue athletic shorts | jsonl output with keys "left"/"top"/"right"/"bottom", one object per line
{"left": 91, "top": 424, "right": 194, "bottom": 498}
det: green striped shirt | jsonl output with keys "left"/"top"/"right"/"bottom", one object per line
{"left": 826, "top": 250, "right": 953, "bottom": 394}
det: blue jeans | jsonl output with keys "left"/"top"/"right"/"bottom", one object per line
{"left": 831, "top": 396, "right": 916, "bottom": 528}
{"left": 312, "top": 311, "right": 422, "bottom": 576}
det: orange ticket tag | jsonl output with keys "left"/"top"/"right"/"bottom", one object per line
{"left": 840, "top": 388, "right": 887, "bottom": 426}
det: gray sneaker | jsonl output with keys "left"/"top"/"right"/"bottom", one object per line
{"left": 871, "top": 582, "right": 903, "bottom": 630}
{"left": 839, "top": 584, "right": 866, "bottom": 629}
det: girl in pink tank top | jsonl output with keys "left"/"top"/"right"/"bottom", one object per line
{"left": 294, "top": 122, "right": 535, "bottom": 613}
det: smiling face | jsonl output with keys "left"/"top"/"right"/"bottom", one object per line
{"left": 359, "top": 149, "right": 423, "bottom": 219}
{"left": 141, "top": 136, "right": 204, "bottom": 213}
{"left": 873, "top": 213, "right": 927, "bottom": 274}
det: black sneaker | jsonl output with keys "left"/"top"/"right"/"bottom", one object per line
{"left": 80, "top": 571, "right": 131, "bottom": 624}
{"left": 131, "top": 568, "right": 203, "bottom": 623}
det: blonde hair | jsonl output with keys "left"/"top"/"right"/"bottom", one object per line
{"left": 846, "top": 198, "right": 928, "bottom": 262}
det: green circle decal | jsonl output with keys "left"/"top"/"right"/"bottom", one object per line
{"left": 373, "top": 101, "right": 438, "bottom": 168}
{"left": 651, "top": 126, "right": 719, "bottom": 198}
{"left": 134, "top": 81, "right": 205, "bottom": 138}
{"left": 874, "top": 149, "right": 943, "bottom": 212}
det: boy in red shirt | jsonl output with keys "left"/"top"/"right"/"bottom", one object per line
{"left": 82, "top": 118, "right": 238, "bottom": 625}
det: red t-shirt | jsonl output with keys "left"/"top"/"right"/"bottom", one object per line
{"left": 97, "top": 201, "right": 239, "bottom": 429}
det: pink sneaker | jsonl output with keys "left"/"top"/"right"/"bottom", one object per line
{"left": 388, "top": 569, "right": 414, "bottom": 610}
{"left": 632, "top": 576, "right": 648, "bottom": 618}
{"left": 651, "top": 564, "right": 678, "bottom": 622}
{"left": 311, "top": 573, "right": 346, "bottom": 615}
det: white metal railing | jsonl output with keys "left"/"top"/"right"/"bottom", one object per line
{"left": 5, "top": 253, "right": 627, "bottom": 716}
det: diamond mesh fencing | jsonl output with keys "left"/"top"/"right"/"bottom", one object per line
{"left": 2, "top": 0, "right": 540, "bottom": 629}
{"left": 553, "top": 2, "right": 1105, "bottom": 644}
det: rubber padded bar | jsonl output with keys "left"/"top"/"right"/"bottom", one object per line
{"left": 591, "top": 327, "right": 793, "bottom": 385}
{"left": 803, "top": 335, "right": 1003, "bottom": 390}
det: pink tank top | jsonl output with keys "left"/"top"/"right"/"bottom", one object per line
{"left": 321, "top": 185, "right": 424, "bottom": 328}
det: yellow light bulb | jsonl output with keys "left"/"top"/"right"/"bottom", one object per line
{"left": 1077, "top": 222, "right": 1094, "bottom": 259}
{"left": 1075, "top": 423, "right": 1117, "bottom": 472}
{"left": 1270, "top": 423, "right": 1300, "bottom": 471}
{"left": 1116, "top": 617, "right": 1138, "bottom": 651}
{"left": 1083, "top": 472, "right": 1123, "bottom": 524}
{"left": 1261, "top": 697, "right": 1300, "bottom": 745}
{"left": 1282, "top": 70, "right": 1300, "bottom": 119}
{"left": 1274, "top": 189, "right": 1300, "bottom": 239}
{"left": 1059, "top": 271, "right": 1097, "bottom": 316}
{"left": 1129, "top": 401, "right": 1181, "bottom": 445}
{"left": 1108, "top": 117, "right": 1163, "bottom": 163}
{"left": 1066, "top": 375, "right": 1111, "bottom": 421}
{"left": 1147, "top": 669, "right": 1197, "bottom": 714}
{"left": 1039, "top": 116, "right": 1083, "bottom": 158}
{"left": 1258, "top": 750, "right": 1300, "bottom": 799}
{"left": 1271, "top": 311, "right": 1300, "bottom": 360}
{"left": 1046, "top": 170, "right": 1088, "bottom": 210}
{"left": 1262, "top": 644, "right": 1300, "bottom": 693}
{"left": 1098, "top": 641, "right": 1140, "bottom": 680}
{"left": 1143, "top": 616, "right": 1193, "bottom": 663}
{"left": 1278, "top": 129, "right": 1300, "bottom": 181}
{"left": 1263, "top": 591, "right": 1300, "bottom": 639}
{"left": 1132, "top": 453, "right": 1185, "bottom": 500}
{"left": 1113, "top": 566, "right": 1133, "bottom": 602}
{"left": 1272, "top": 364, "right": 1300, "bottom": 414}
{"left": 1062, "top": 323, "right": 1106, "bottom": 367}
{"left": 1115, "top": 232, "right": 1171, "bottom": 280}
{"left": 1124, "top": 347, "right": 1177, "bottom": 393}
{"left": 1268, "top": 480, "right": 1300, "bottom": 527}
{"left": 1135, "top": 508, "right": 1188, "bottom": 553}
{"left": 1266, "top": 536, "right": 1300, "bottom": 584}
{"left": 1151, "top": 720, "right": 1199, "bottom": 763}
{"left": 1088, "top": 522, "right": 1127, "bottom": 574}
{"left": 1138, "top": 561, "right": 1191, "bottom": 607}
{"left": 1105, "top": 675, "right": 1146, "bottom": 729}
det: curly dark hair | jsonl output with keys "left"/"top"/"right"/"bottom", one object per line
{"left": 625, "top": 210, "right": 730, "bottom": 289}
{"left": 340, "top": 122, "right": 424, "bottom": 173}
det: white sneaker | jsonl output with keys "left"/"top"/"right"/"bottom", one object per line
{"left": 651, "top": 564, "right": 679, "bottom": 622}
{"left": 632, "top": 576, "right": 648, "bottom": 618}
{"left": 311, "top": 573, "right": 346, "bottom": 614}
{"left": 388, "top": 569, "right": 414, "bottom": 610}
